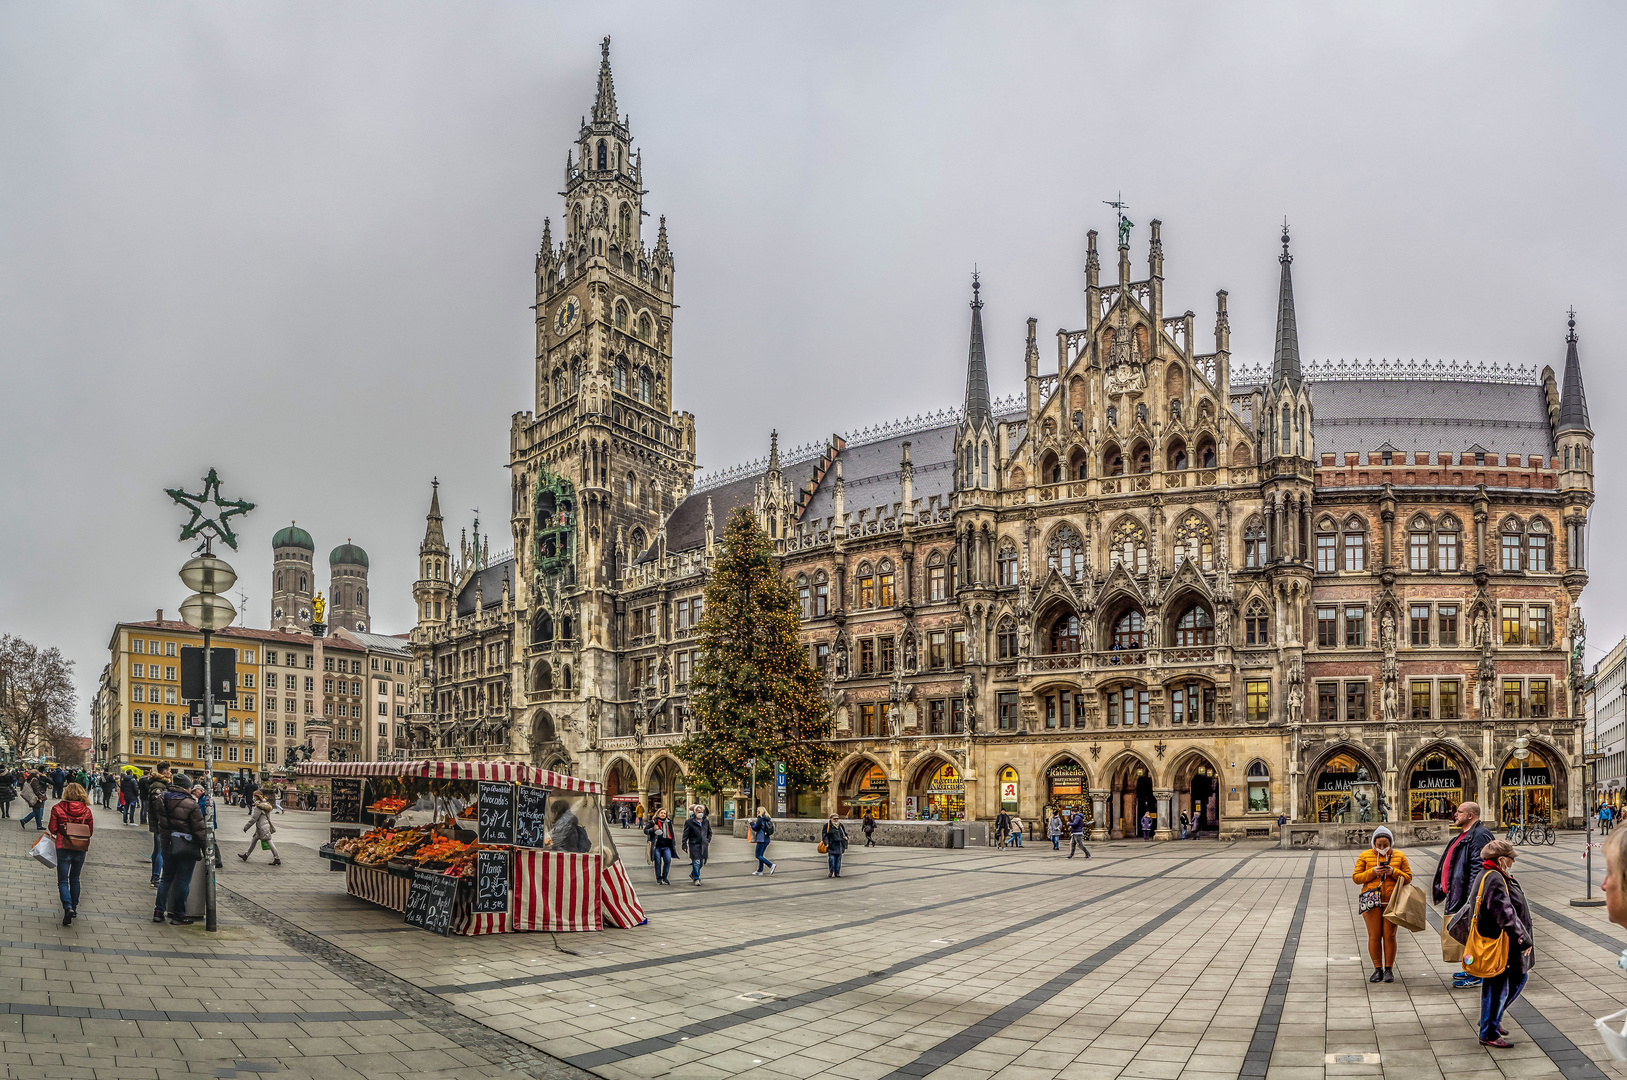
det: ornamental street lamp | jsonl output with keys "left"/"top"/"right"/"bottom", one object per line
{"left": 167, "top": 468, "right": 254, "bottom": 934}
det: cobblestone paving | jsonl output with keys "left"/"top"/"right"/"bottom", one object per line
{"left": 7, "top": 802, "right": 1627, "bottom": 1080}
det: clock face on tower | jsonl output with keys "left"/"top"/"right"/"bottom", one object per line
{"left": 274, "top": 607, "right": 284, "bottom": 620}
{"left": 553, "top": 295, "right": 581, "bottom": 336}
{"left": 298, "top": 608, "right": 312, "bottom": 623}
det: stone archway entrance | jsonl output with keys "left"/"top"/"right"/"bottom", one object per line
{"left": 839, "top": 758, "right": 891, "bottom": 820}
{"left": 1173, "top": 751, "right": 1222, "bottom": 836}
{"left": 605, "top": 759, "right": 638, "bottom": 818}
{"left": 1497, "top": 745, "right": 1565, "bottom": 827}
{"left": 1307, "top": 747, "right": 1383, "bottom": 824}
{"left": 908, "top": 758, "right": 965, "bottom": 821}
{"left": 1405, "top": 745, "right": 1475, "bottom": 821}
{"left": 1108, "top": 757, "right": 1156, "bottom": 839}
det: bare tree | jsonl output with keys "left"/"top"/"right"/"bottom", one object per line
{"left": 0, "top": 635, "right": 77, "bottom": 761}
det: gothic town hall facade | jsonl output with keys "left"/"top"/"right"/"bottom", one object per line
{"left": 406, "top": 43, "right": 1595, "bottom": 839}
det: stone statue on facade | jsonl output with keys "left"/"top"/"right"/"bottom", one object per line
{"left": 903, "top": 628, "right": 918, "bottom": 674}
{"left": 1380, "top": 611, "right": 1397, "bottom": 654}
{"left": 1472, "top": 608, "right": 1490, "bottom": 651}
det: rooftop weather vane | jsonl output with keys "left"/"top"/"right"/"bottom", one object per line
{"left": 165, "top": 468, "right": 255, "bottom": 555}
{"left": 1104, "top": 193, "right": 1133, "bottom": 246}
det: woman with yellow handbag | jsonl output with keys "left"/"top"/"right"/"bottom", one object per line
{"left": 1449, "top": 839, "right": 1531, "bottom": 1048}
{"left": 1352, "top": 826, "right": 1412, "bottom": 983}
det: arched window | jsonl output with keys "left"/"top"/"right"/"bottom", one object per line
{"left": 1104, "top": 444, "right": 1124, "bottom": 476}
{"left": 532, "top": 611, "right": 553, "bottom": 644}
{"left": 563, "top": 665, "right": 573, "bottom": 690}
{"left": 1408, "top": 514, "right": 1433, "bottom": 572}
{"left": 1050, "top": 612, "right": 1081, "bottom": 654}
{"left": 1499, "top": 516, "right": 1525, "bottom": 572}
{"left": 561, "top": 614, "right": 573, "bottom": 639}
{"left": 1167, "top": 440, "right": 1188, "bottom": 471}
{"left": 877, "top": 559, "right": 896, "bottom": 607}
{"left": 1245, "top": 598, "right": 1271, "bottom": 646}
{"left": 638, "top": 314, "right": 652, "bottom": 341}
{"left": 797, "top": 575, "right": 810, "bottom": 618}
{"left": 1343, "top": 515, "right": 1367, "bottom": 572}
{"left": 813, "top": 570, "right": 829, "bottom": 617}
{"left": 1069, "top": 447, "right": 1088, "bottom": 480}
{"left": 637, "top": 368, "right": 652, "bottom": 403}
{"left": 299, "top": 574, "right": 307, "bottom": 592}
{"left": 1175, "top": 603, "right": 1214, "bottom": 646}
{"left": 596, "top": 139, "right": 607, "bottom": 170}
{"left": 996, "top": 617, "right": 1018, "bottom": 659}
{"left": 1173, "top": 512, "right": 1213, "bottom": 571}
{"left": 1109, "top": 519, "right": 1149, "bottom": 574}
{"left": 1112, "top": 610, "right": 1145, "bottom": 649}
{"left": 625, "top": 472, "right": 637, "bottom": 502}
{"left": 1243, "top": 517, "right": 1267, "bottom": 569}
{"left": 615, "top": 359, "right": 628, "bottom": 393}
{"left": 618, "top": 203, "right": 632, "bottom": 237}
{"left": 1040, "top": 451, "right": 1061, "bottom": 485}
{"left": 1197, "top": 438, "right": 1217, "bottom": 469}
{"left": 1047, "top": 525, "right": 1084, "bottom": 580}
{"left": 571, "top": 203, "right": 583, "bottom": 236}
{"left": 630, "top": 528, "right": 646, "bottom": 553}
{"left": 1528, "top": 517, "right": 1550, "bottom": 572}
{"left": 997, "top": 543, "right": 1018, "bottom": 587}
{"left": 928, "top": 552, "right": 949, "bottom": 601}
{"left": 1133, "top": 444, "right": 1152, "bottom": 473}
{"left": 1436, "top": 515, "right": 1460, "bottom": 572}
{"left": 980, "top": 441, "right": 990, "bottom": 488}
{"left": 857, "top": 563, "right": 875, "bottom": 609}
{"left": 1107, "top": 405, "right": 1118, "bottom": 427}
{"left": 615, "top": 302, "right": 628, "bottom": 330}
{"left": 276, "top": 571, "right": 283, "bottom": 591}
{"left": 1280, "top": 404, "right": 1291, "bottom": 455}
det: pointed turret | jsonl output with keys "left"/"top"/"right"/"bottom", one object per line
{"left": 1557, "top": 311, "right": 1591, "bottom": 434}
{"left": 963, "top": 272, "right": 992, "bottom": 431}
{"left": 1270, "top": 225, "right": 1302, "bottom": 391}
{"left": 424, "top": 478, "right": 445, "bottom": 550}
{"left": 591, "top": 36, "right": 618, "bottom": 124}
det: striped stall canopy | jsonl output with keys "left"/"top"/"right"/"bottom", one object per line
{"left": 513, "top": 850, "right": 602, "bottom": 932}
{"left": 345, "top": 864, "right": 411, "bottom": 913}
{"left": 295, "top": 759, "right": 602, "bottom": 794}
{"left": 453, "top": 908, "right": 509, "bottom": 937}
{"left": 600, "top": 860, "right": 647, "bottom": 928}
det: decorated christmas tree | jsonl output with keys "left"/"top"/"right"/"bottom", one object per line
{"left": 675, "top": 507, "right": 839, "bottom": 800}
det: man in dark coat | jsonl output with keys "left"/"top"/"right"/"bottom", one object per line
{"left": 139, "top": 763, "right": 174, "bottom": 885}
{"left": 1433, "top": 800, "right": 1496, "bottom": 988}
{"left": 120, "top": 771, "right": 140, "bottom": 824}
{"left": 681, "top": 806, "right": 712, "bottom": 886}
{"left": 152, "top": 773, "right": 207, "bottom": 925}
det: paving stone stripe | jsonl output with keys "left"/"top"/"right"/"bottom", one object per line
{"left": 1424, "top": 904, "right": 1610, "bottom": 1080}
{"left": 1239, "top": 852, "right": 1318, "bottom": 1078}
{"left": 0, "top": 1002, "right": 405, "bottom": 1022}
{"left": 876, "top": 849, "right": 1274, "bottom": 1078}
{"left": 564, "top": 845, "right": 1249, "bottom": 1069}
{"left": 426, "top": 842, "right": 1204, "bottom": 995}
{"left": 1529, "top": 899, "right": 1627, "bottom": 953}
{"left": 0, "top": 937, "right": 314, "bottom": 962}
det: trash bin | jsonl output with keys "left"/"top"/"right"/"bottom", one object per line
{"left": 964, "top": 821, "right": 989, "bottom": 848}
{"left": 184, "top": 859, "right": 210, "bottom": 918}
{"left": 949, "top": 826, "right": 965, "bottom": 849}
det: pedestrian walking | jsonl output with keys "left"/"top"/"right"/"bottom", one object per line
{"left": 1179, "top": 811, "right": 1190, "bottom": 840}
{"left": 644, "top": 807, "right": 675, "bottom": 885}
{"left": 0, "top": 767, "right": 15, "bottom": 820}
{"left": 140, "top": 763, "right": 174, "bottom": 886}
{"left": 1047, "top": 811, "right": 1062, "bottom": 850}
{"left": 681, "top": 805, "right": 712, "bottom": 886}
{"left": 1008, "top": 812, "right": 1024, "bottom": 848}
{"left": 1432, "top": 800, "right": 1496, "bottom": 989}
{"left": 238, "top": 790, "right": 281, "bottom": 865}
{"left": 49, "top": 781, "right": 94, "bottom": 925}
{"left": 750, "top": 805, "right": 777, "bottom": 875}
{"left": 1601, "top": 804, "right": 1614, "bottom": 836}
{"left": 1353, "top": 825, "right": 1412, "bottom": 983}
{"left": 152, "top": 772, "right": 207, "bottom": 925}
{"left": 1067, "top": 807, "right": 1091, "bottom": 859}
{"left": 862, "top": 810, "right": 877, "bottom": 847}
{"left": 994, "top": 810, "right": 1010, "bottom": 850}
{"left": 119, "top": 771, "right": 139, "bottom": 824}
{"left": 821, "top": 814, "right": 849, "bottom": 878}
{"left": 1448, "top": 839, "right": 1531, "bottom": 1047}
{"left": 1140, "top": 811, "right": 1154, "bottom": 840}
{"left": 273, "top": 786, "right": 284, "bottom": 813}
{"left": 19, "top": 771, "right": 48, "bottom": 831}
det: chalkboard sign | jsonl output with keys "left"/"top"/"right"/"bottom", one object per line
{"left": 404, "top": 869, "right": 459, "bottom": 936}
{"left": 330, "top": 778, "right": 364, "bottom": 824}
{"left": 477, "top": 781, "right": 516, "bottom": 845}
{"left": 516, "top": 784, "right": 550, "bottom": 849}
{"left": 473, "top": 848, "right": 510, "bottom": 914}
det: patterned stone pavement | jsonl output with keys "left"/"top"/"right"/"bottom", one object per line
{"left": 6, "top": 801, "right": 1627, "bottom": 1080}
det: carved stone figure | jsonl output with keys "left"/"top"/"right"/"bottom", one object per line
{"left": 1472, "top": 608, "right": 1490, "bottom": 651}
{"left": 886, "top": 702, "right": 903, "bottom": 739}
{"left": 903, "top": 629, "right": 918, "bottom": 674}
{"left": 1287, "top": 680, "right": 1304, "bottom": 724}
{"left": 1215, "top": 604, "right": 1233, "bottom": 646}
{"left": 1382, "top": 675, "right": 1398, "bottom": 723}
{"left": 1380, "top": 611, "right": 1397, "bottom": 653}
{"left": 833, "top": 635, "right": 850, "bottom": 680}
{"left": 1017, "top": 618, "right": 1032, "bottom": 656}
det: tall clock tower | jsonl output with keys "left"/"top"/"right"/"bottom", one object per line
{"left": 508, "top": 38, "right": 697, "bottom": 759}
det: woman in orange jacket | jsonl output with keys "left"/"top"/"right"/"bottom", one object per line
{"left": 1353, "top": 825, "right": 1412, "bottom": 983}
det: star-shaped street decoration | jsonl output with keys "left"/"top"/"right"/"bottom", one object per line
{"left": 165, "top": 468, "right": 255, "bottom": 554}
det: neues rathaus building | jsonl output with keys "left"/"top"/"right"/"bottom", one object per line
{"left": 406, "top": 42, "right": 1595, "bottom": 838}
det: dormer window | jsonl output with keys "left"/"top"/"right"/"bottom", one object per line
{"left": 1381, "top": 450, "right": 1392, "bottom": 466}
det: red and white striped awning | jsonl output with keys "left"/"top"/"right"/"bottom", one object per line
{"left": 294, "top": 759, "right": 602, "bottom": 794}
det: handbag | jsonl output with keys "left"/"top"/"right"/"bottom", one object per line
{"left": 1461, "top": 871, "right": 1510, "bottom": 978}
{"left": 817, "top": 841, "right": 828, "bottom": 854}
{"left": 164, "top": 831, "right": 205, "bottom": 860}
{"left": 261, "top": 839, "right": 272, "bottom": 851}
{"left": 1440, "top": 911, "right": 1466, "bottom": 963}
{"left": 1382, "top": 880, "right": 1427, "bottom": 933}
{"left": 59, "top": 821, "right": 92, "bottom": 853}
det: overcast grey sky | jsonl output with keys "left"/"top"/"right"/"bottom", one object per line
{"left": 2, "top": 3, "right": 1624, "bottom": 727}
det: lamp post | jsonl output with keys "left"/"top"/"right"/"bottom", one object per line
{"left": 1513, "top": 736, "right": 1530, "bottom": 837}
{"left": 166, "top": 468, "right": 254, "bottom": 935}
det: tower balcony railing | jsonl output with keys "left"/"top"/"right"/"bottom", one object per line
{"left": 1007, "top": 466, "right": 1259, "bottom": 507}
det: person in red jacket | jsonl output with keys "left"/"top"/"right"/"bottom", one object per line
{"left": 49, "top": 782, "right": 94, "bottom": 925}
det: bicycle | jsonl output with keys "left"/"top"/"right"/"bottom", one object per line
{"left": 1505, "top": 823, "right": 1525, "bottom": 846}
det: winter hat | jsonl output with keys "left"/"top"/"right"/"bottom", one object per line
{"left": 1371, "top": 825, "right": 1394, "bottom": 847}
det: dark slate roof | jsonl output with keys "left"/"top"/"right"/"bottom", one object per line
{"left": 963, "top": 282, "right": 993, "bottom": 430}
{"left": 1310, "top": 380, "right": 1554, "bottom": 458}
{"left": 455, "top": 556, "right": 515, "bottom": 617}
{"left": 803, "top": 421, "right": 959, "bottom": 528}
{"left": 1557, "top": 321, "right": 1591, "bottom": 434}
{"left": 1271, "top": 230, "right": 1303, "bottom": 390}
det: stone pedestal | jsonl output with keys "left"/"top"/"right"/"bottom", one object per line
{"left": 1155, "top": 789, "right": 1175, "bottom": 840}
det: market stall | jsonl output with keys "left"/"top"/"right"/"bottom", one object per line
{"left": 300, "top": 760, "right": 645, "bottom": 936}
